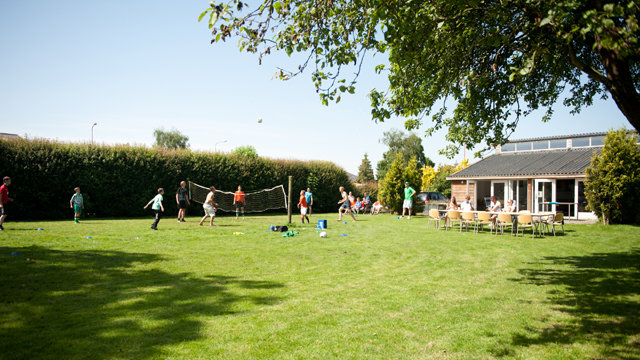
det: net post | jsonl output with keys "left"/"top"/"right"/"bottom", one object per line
{"left": 287, "top": 176, "right": 292, "bottom": 224}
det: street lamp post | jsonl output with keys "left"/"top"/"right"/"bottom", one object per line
{"left": 91, "top": 123, "right": 98, "bottom": 145}
{"left": 215, "top": 140, "right": 227, "bottom": 152}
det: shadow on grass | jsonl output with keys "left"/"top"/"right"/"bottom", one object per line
{"left": 0, "top": 246, "right": 284, "bottom": 360}
{"left": 503, "top": 249, "right": 640, "bottom": 359}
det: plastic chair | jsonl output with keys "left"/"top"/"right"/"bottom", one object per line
{"left": 461, "top": 212, "right": 476, "bottom": 233}
{"left": 497, "top": 213, "right": 514, "bottom": 236}
{"left": 549, "top": 213, "right": 564, "bottom": 236}
{"left": 517, "top": 214, "right": 535, "bottom": 238}
{"left": 427, "top": 209, "right": 443, "bottom": 230}
{"left": 476, "top": 212, "right": 493, "bottom": 234}
{"left": 447, "top": 211, "right": 462, "bottom": 231}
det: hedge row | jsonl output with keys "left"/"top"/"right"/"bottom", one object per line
{"left": 0, "top": 138, "right": 356, "bottom": 220}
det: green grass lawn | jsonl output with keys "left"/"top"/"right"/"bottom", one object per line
{"left": 1, "top": 213, "right": 639, "bottom": 359}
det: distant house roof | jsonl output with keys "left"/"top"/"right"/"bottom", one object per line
{"left": 507, "top": 132, "right": 608, "bottom": 143}
{"left": 448, "top": 148, "right": 601, "bottom": 179}
{"left": 0, "top": 133, "right": 21, "bottom": 140}
{"left": 347, "top": 172, "right": 357, "bottom": 183}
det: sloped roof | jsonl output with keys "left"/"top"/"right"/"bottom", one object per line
{"left": 507, "top": 132, "right": 607, "bottom": 143}
{"left": 449, "top": 148, "right": 601, "bottom": 178}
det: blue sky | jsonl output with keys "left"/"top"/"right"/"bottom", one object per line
{"left": 0, "top": 0, "right": 630, "bottom": 175}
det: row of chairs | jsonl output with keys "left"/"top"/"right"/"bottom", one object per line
{"left": 426, "top": 209, "right": 565, "bottom": 237}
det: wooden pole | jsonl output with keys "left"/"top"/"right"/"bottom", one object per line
{"left": 287, "top": 176, "right": 293, "bottom": 224}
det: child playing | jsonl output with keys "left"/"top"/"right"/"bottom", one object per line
{"left": 199, "top": 186, "right": 218, "bottom": 226}
{"left": 70, "top": 187, "right": 84, "bottom": 223}
{"left": 0, "top": 176, "right": 13, "bottom": 231}
{"left": 297, "top": 190, "right": 310, "bottom": 224}
{"left": 176, "top": 181, "right": 191, "bottom": 222}
{"left": 233, "top": 185, "right": 246, "bottom": 220}
{"left": 337, "top": 186, "right": 357, "bottom": 222}
{"left": 144, "top": 188, "right": 165, "bottom": 230}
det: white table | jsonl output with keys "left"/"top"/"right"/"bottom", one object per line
{"left": 439, "top": 210, "right": 555, "bottom": 236}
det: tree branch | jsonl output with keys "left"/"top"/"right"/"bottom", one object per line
{"left": 567, "top": 42, "right": 611, "bottom": 87}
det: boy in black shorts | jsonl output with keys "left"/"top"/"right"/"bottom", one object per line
{"left": 176, "top": 181, "right": 190, "bottom": 222}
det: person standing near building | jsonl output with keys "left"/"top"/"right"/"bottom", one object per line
{"left": 176, "top": 181, "right": 190, "bottom": 222}
{"left": 234, "top": 185, "right": 245, "bottom": 220}
{"left": 0, "top": 176, "right": 13, "bottom": 231}
{"left": 401, "top": 182, "right": 416, "bottom": 219}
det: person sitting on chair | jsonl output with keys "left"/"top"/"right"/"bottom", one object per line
{"left": 460, "top": 195, "right": 474, "bottom": 211}
{"left": 443, "top": 196, "right": 459, "bottom": 226}
{"left": 489, "top": 196, "right": 502, "bottom": 226}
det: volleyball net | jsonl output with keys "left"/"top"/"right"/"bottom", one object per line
{"left": 188, "top": 181, "right": 288, "bottom": 213}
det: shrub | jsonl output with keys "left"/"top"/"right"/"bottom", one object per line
{"left": 353, "top": 182, "right": 378, "bottom": 203}
{"left": 585, "top": 129, "right": 640, "bottom": 225}
{"left": 0, "top": 138, "right": 354, "bottom": 220}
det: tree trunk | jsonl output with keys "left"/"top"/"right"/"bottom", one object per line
{"left": 598, "top": 47, "right": 640, "bottom": 133}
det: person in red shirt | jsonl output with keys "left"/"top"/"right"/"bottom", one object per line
{"left": 233, "top": 185, "right": 246, "bottom": 220}
{"left": 297, "top": 190, "right": 309, "bottom": 224}
{"left": 0, "top": 176, "right": 14, "bottom": 231}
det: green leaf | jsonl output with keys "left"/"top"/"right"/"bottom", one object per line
{"left": 198, "top": 10, "right": 209, "bottom": 22}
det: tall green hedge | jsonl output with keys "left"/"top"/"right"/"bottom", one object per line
{"left": 0, "top": 138, "right": 356, "bottom": 220}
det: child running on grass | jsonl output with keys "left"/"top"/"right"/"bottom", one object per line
{"left": 233, "top": 185, "right": 245, "bottom": 220}
{"left": 199, "top": 186, "right": 218, "bottom": 226}
{"left": 144, "top": 188, "right": 164, "bottom": 230}
{"left": 297, "top": 190, "right": 310, "bottom": 224}
{"left": 337, "top": 186, "right": 356, "bottom": 222}
{"left": 70, "top": 187, "right": 84, "bottom": 223}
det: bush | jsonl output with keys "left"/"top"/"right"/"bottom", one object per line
{"left": 353, "top": 182, "right": 378, "bottom": 203}
{"left": 0, "top": 138, "right": 355, "bottom": 220}
{"left": 585, "top": 129, "right": 640, "bottom": 225}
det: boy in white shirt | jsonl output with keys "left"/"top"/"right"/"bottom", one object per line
{"left": 460, "top": 195, "right": 474, "bottom": 211}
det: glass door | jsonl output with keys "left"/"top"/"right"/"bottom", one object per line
{"left": 491, "top": 181, "right": 506, "bottom": 206}
{"left": 534, "top": 179, "right": 555, "bottom": 213}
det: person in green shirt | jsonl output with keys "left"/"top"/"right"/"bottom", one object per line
{"left": 70, "top": 187, "right": 84, "bottom": 223}
{"left": 401, "top": 182, "right": 416, "bottom": 219}
{"left": 144, "top": 188, "right": 165, "bottom": 230}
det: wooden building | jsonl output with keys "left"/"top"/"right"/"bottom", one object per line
{"left": 446, "top": 132, "right": 608, "bottom": 219}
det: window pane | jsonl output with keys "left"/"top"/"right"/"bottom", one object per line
{"left": 516, "top": 142, "right": 532, "bottom": 151}
{"left": 591, "top": 136, "right": 605, "bottom": 146}
{"left": 550, "top": 139, "right": 567, "bottom": 149}
{"left": 533, "top": 141, "right": 549, "bottom": 150}
{"left": 518, "top": 180, "right": 527, "bottom": 211}
{"left": 572, "top": 138, "right": 589, "bottom": 147}
{"left": 502, "top": 143, "right": 516, "bottom": 152}
{"left": 493, "top": 183, "right": 505, "bottom": 204}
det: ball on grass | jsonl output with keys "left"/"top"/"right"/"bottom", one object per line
{"left": 320, "top": 231, "right": 327, "bottom": 238}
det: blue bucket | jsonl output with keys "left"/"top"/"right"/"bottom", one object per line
{"left": 318, "top": 220, "right": 327, "bottom": 229}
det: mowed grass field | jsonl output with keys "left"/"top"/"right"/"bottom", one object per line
{"left": 1, "top": 212, "right": 639, "bottom": 360}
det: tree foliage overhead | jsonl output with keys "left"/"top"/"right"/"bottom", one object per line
{"left": 376, "top": 129, "right": 433, "bottom": 180}
{"left": 201, "top": 0, "right": 640, "bottom": 158}
{"left": 585, "top": 128, "right": 640, "bottom": 225}
{"left": 153, "top": 128, "right": 190, "bottom": 150}
{"left": 356, "top": 153, "right": 375, "bottom": 183}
